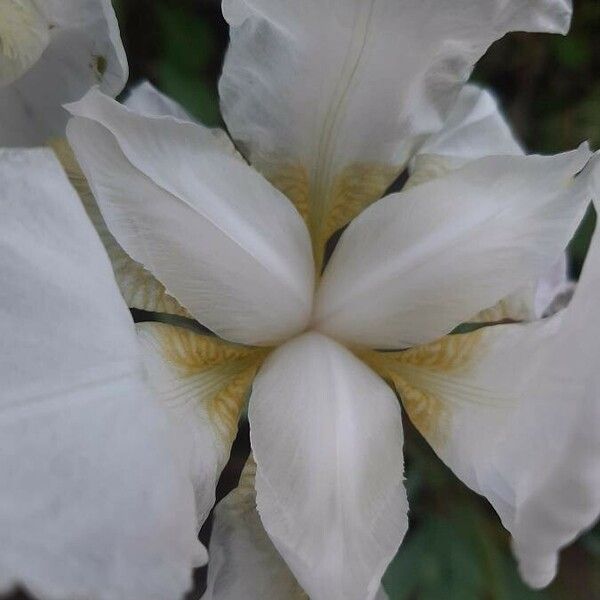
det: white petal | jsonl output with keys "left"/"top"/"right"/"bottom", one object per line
{"left": 124, "top": 81, "right": 242, "bottom": 158}
{"left": 532, "top": 253, "right": 574, "bottom": 317}
{"left": 470, "top": 253, "right": 573, "bottom": 324}
{"left": 0, "top": 149, "right": 203, "bottom": 600}
{"left": 137, "top": 322, "right": 267, "bottom": 524}
{"left": 204, "top": 456, "right": 308, "bottom": 600}
{"left": 362, "top": 156, "right": 600, "bottom": 589}
{"left": 0, "top": 0, "right": 127, "bottom": 145}
{"left": 314, "top": 146, "right": 592, "bottom": 349}
{"left": 249, "top": 332, "right": 407, "bottom": 600}
{"left": 49, "top": 137, "right": 190, "bottom": 317}
{"left": 407, "top": 85, "right": 573, "bottom": 324}
{"left": 205, "top": 455, "right": 392, "bottom": 600}
{"left": 0, "top": 0, "right": 50, "bottom": 86}
{"left": 221, "top": 0, "right": 571, "bottom": 253}
{"left": 125, "top": 80, "right": 195, "bottom": 121}
{"left": 66, "top": 89, "right": 315, "bottom": 346}
{"left": 497, "top": 166, "right": 600, "bottom": 588}
{"left": 413, "top": 84, "right": 523, "bottom": 171}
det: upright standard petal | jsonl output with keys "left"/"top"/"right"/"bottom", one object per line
{"left": 314, "top": 146, "right": 592, "bottom": 349}
{"left": 67, "top": 89, "right": 315, "bottom": 346}
{"left": 137, "top": 322, "right": 268, "bottom": 524}
{"left": 406, "top": 84, "right": 522, "bottom": 188}
{"left": 0, "top": 0, "right": 128, "bottom": 146}
{"left": 0, "top": 149, "right": 203, "bottom": 600}
{"left": 221, "top": 0, "right": 571, "bottom": 263}
{"left": 249, "top": 332, "right": 407, "bottom": 600}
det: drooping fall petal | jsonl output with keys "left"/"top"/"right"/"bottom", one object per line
{"left": 249, "top": 332, "right": 407, "bottom": 600}
{"left": 137, "top": 322, "right": 268, "bottom": 524}
{"left": 0, "top": 148, "right": 203, "bottom": 600}
{"left": 314, "top": 146, "right": 592, "bottom": 349}
{"left": 361, "top": 157, "right": 600, "bottom": 590}
{"left": 67, "top": 89, "right": 315, "bottom": 346}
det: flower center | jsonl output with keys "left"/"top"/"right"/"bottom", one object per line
{"left": 0, "top": 0, "right": 50, "bottom": 85}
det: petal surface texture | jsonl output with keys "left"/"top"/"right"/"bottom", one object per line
{"left": 314, "top": 146, "right": 591, "bottom": 349}
{"left": 67, "top": 89, "right": 315, "bottom": 346}
{"left": 137, "top": 322, "right": 268, "bottom": 524}
{"left": 0, "top": 149, "right": 203, "bottom": 600}
{"left": 221, "top": 0, "right": 571, "bottom": 262}
{"left": 0, "top": 0, "right": 127, "bottom": 145}
{"left": 249, "top": 332, "right": 408, "bottom": 600}
{"left": 49, "top": 137, "right": 190, "bottom": 317}
{"left": 413, "top": 84, "right": 523, "bottom": 171}
{"left": 363, "top": 156, "right": 600, "bottom": 590}
{"left": 204, "top": 455, "right": 391, "bottom": 600}
{"left": 204, "top": 456, "right": 309, "bottom": 600}
{"left": 499, "top": 183, "right": 600, "bottom": 588}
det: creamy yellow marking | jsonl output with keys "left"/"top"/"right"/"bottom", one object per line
{"left": 358, "top": 331, "right": 484, "bottom": 449}
{"left": 159, "top": 325, "right": 269, "bottom": 445}
{"left": 323, "top": 162, "right": 398, "bottom": 242}
{"left": 268, "top": 161, "right": 397, "bottom": 270}
{"left": 403, "top": 154, "right": 453, "bottom": 190}
{"left": 470, "top": 296, "right": 529, "bottom": 324}
{"left": 267, "top": 164, "right": 310, "bottom": 221}
{"left": 49, "top": 138, "right": 191, "bottom": 317}
{"left": 0, "top": 0, "right": 49, "bottom": 85}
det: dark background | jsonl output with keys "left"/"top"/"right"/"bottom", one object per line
{"left": 10, "top": 1, "right": 600, "bottom": 599}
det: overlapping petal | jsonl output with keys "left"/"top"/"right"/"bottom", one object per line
{"left": 204, "top": 455, "right": 309, "bottom": 600}
{"left": 249, "top": 332, "right": 407, "bottom": 600}
{"left": 361, "top": 157, "right": 600, "bottom": 590}
{"left": 137, "top": 322, "right": 268, "bottom": 523}
{"left": 406, "top": 84, "right": 573, "bottom": 323}
{"left": 0, "top": 0, "right": 127, "bottom": 145}
{"left": 0, "top": 149, "right": 203, "bottom": 600}
{"left": 205, "top": 455, "right": 391, "bottom": 600}
{"left": 406, "top": 84, "right": 522, "bottom": 189}
{"left": 221, "top": 0, "right": 572, "bottom": 262}
{"left": 498, "top": 189, "right": 600, "bottom": 588}
{"left": 66, "top": 89, "right": 315, "bottom": 346}
{"left": 49, "top": 137, "right": 190, "bottom": 317}
{"left": 314, "top": 146, "right": 592, "bottom": 348}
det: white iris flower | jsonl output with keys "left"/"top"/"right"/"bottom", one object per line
{"left": 0, "top": 0, "right": 127, "bottom": 145}
{"left": 1, "top": 1, "right": 599, "bottom": 600}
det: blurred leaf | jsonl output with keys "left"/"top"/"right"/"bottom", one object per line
{"left": 157, "top": 60, "right": 220, "bottom": 124}
{"left": 551, "top": 37, "right": 591, "bottom": 69}
{"left": 156, "top": 2, "right": 215, "bottom": 71}
{"left": 155, "top": 1, "right": 221, "bottom": 125}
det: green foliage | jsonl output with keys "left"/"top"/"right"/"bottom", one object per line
{"left": 155, "top": 2, "right": 221, "bottom": 124}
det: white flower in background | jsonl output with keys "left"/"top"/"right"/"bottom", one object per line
{"left": 0, "top": 0, "right": 127, "bottom": 145}
{"left": 0, "top": 148, "right": 204, "bottom": 600}
{"left": 50, "top": 1, "right": 600, "bottom": 599}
